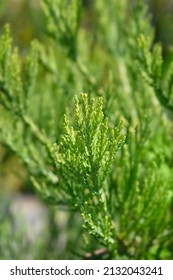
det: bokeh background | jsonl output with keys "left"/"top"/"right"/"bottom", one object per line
{"left": 0, "top": 0, "right": 173, "bottom": 259}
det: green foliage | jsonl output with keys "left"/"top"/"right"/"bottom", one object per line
{"left": 52, "top": 93, "right": 125, "bottom": 257}
{"left": 138, "top": 34, "right": 173, "bottom": 111}
{"left": 58, "top": 93, "right": 125, "bottom": 195}
{"left": 0, "top": 0, "right": 173, "bottom": 259}
{"left": 113, "top": 123, "right": 173, "bottom": 258}
{"left": 42, "top": 0, "right": 81, "bottom": 60}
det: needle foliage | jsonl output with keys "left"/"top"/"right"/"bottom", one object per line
{"left": 0, "top": 0, "right": 173, "bottom": 259}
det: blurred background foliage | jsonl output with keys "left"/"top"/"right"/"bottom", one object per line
{"left": 0, "top": 0, "right": 173, "bottom": 53}
{"left": 1, "top": 0, "right": 173, "bottom": 193}
{"left": 0, "top": 0, "right": 173, "bottom": 259}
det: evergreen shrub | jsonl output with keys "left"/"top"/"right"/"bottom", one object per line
{"left": 0, "top": 0, "right": 173, "bottom": 259}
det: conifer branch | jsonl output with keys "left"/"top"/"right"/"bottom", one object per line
{"left": 137, "top": 35, "right": 173, "bottom": 111}
{"left": 52, "top": 93, "right": 125, "bottom": 255}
